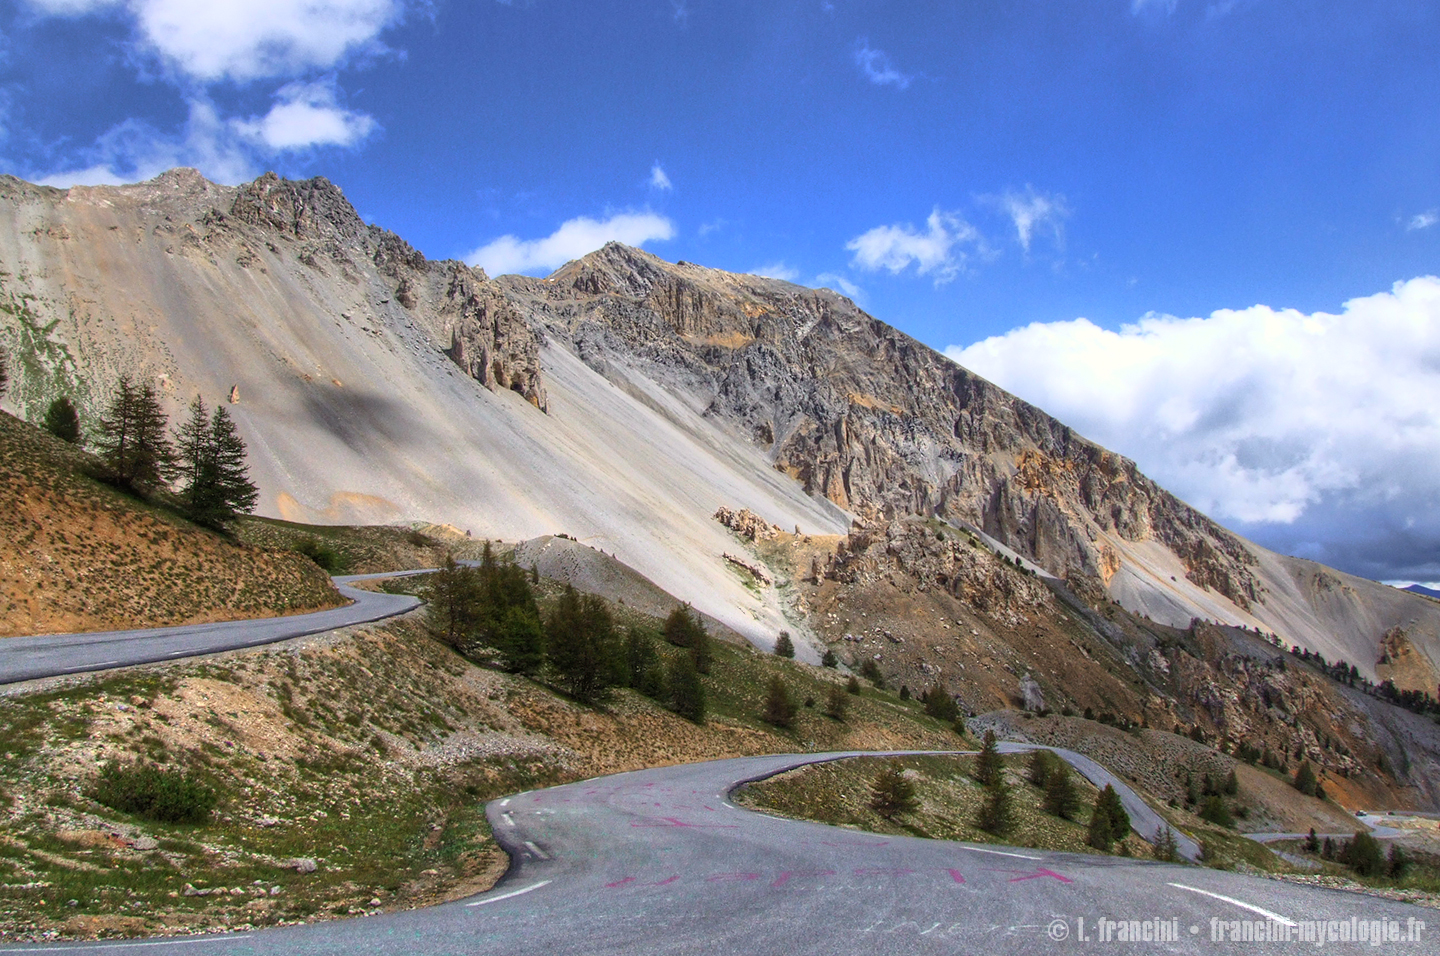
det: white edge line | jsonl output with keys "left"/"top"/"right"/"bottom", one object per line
{"left": 501, "top": 812, "right": 514, "bottom": 826}
{"left": 500, "top": 798, "right": 510, "bottom": 807}
{"left": 0, "top": 935, "right": 250, "bottom": 951}
{"left": 523, "top": 840, "right": 550, "bottom": 860}
{"left": 966, "top": 846, "right": 1042, "bottom": 860}
{"left": 465, "top": 879, "right": 551, "bottom": 907}
{"left": 1168, "top": 882, "right": 1297, "bottom": 927}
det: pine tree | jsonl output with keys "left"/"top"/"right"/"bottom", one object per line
{"left": 1388, "top": 843, "right": 1410, "bottom": 878}
{"left": 774, "top": 631, "right": 795, "bottom": 658}
{"left": 43, "top": 396, "right": 82, "bottom": 444}
{"left": 1293, "top": 760, "right": 1318, "bottom": 796}
{"left": 546, "top": 586, "right": 618, "bottom": 704}
{"left": 1027, "top": 749, "right": 1057, "bottom": 788}
{"left": 624, "top": 628, "right": 661, "bottom": 691}
{"left": 427, "top": 556, "right": 479, "bottom": 651}
{"left": 663, "top": 603, "right": 711, "bottom": 673}
{"left": 868, "top": 761, "right": 917, "bottom": 819}
{"left": 761, "top": 676, "right": 798, "bottom": 729}
{"left": 1305, "top": 827, "right": 1320, "bottom": 854}
{"left": 824, "top": 683, "right": 849, "bottom": 721}
{"left": 1097, "top": 784, "right": 1130, "bottom": 839}
{"left": 1342, "top": 831, "right": 1384, "bottom": 877}
{"left": 668, "top": 656, "right": 706, "bottom": 724}
{"left": 820, "top": 647, "right": 838, "bottom": 668}
{"left": 1222, "top": 769, "right": 1239, "bottom": 796}
{"left": 973, "top": 730, "right": 1002, "bottom": 786}
{"left": 98, "top": 374, "right": 176, "bottom": 492}
{"left": 1199, "top": 795, "right": 1234, "bottom": 828}
{"left": 1043, "top": 762, "right": 1079, "bottom": 819}
{"left": 1152, "top": 826, "right": 1179, "bottom": 862}
{"left": 860, "top": 658, "right": 885, "bottom": 688}
{"left": 496, "top": 605, "right": 545, "bottom": 676}
{"left": 923, "top": 684, "right": 960, "bottom": 723}
{"left": 975, "top": 779, "right": 1015, "bottom": 836}
{"left": 1087, "top": 796, "right": 1115, "bottom": 851}
{"left": 846, "top": 675, "right": 861, "bottom": 695}
{"left": 0, "top": 346, "right": 8, "bottom": 399}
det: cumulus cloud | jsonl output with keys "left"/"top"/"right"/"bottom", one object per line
{"left": 233, "top": 80, "right": 376, "bottom": 150}
{"left": 35, "top": 99, "right": 258, "bottom": 186}
{"left": 846, "top": 208, "right": 980, "bottom": 283}
{"left": 649, "top": 162, "right": 672, "bottom": 191}
{"left": 25, "top": 0, "right": 405, "bottom": 82}
{"left": 1408, "top": 209, "right": 1439, "bottom": 231}
{"left": 989, "top": 186, "right": 1069, "bottom": 253}
{"left": 854, "top": 40, "right": 911, "bottom": 89}
{"left": 947, "top": 277, "right": 1440, "bottom": 580}
{"left": 465, "top": 211, "right": 675, "bottom": 277}
{"left": 751, "top": 262, "right": 799, "bottom": 282}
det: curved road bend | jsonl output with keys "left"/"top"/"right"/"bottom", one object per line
{"left": 4, "top": 751, "right": 1431, "bottom": 955}
{"left": 0, "top": 571, "right": 426, "bottom": 686}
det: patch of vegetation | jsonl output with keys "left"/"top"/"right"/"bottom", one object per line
{"left": 88, "top": 762, "right": 218, "bottom": 824}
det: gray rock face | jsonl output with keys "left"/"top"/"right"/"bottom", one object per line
{"left": 1020, "top": 673, "right": 1046, "bottom": 713}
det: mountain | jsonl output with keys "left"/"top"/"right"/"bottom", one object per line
{"left": 1, "top": 169, "right": 1438, "bottom": 695}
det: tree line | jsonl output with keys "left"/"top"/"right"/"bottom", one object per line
{"left": 428, "top": 550, "right": 710, "bottom": 723}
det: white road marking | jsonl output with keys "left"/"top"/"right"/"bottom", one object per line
{"left": 500, "top": 798, "right": 510, "bottom": 808}
{"left": 465, "top": 880, "right": 551, "bottom": 907}
{"left": 66, "top": 660, "right": 120, "bottom": 672}
{"left": 524, "top": 841, "right": 550, "bottom": 860}
{"left": 965, "top": 846, "right": 1041, "bottom": 860}
{"left": 0, "top": 936, "right": 249, "bottom": 951}
{"left": 501, "top": 813, "right": 514, "bottom": 827}
{"left": 1167, "top": 883, "right": 1297, "bottom": 926}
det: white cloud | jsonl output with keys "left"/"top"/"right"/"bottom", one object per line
{"left": 649, "top": 162, "right": 672, "bottom": 191}
{"left": 1131, "top": 0, "right": 1178, "bottom": 13}
{"left": 233, "top": 80, "right": 376, "bottom": 150}
{"left": 814, "top": 272, "right": 863, "bottom": 300}
{"left": 846, "top": 207, "right": 979, "bottom": 283}
{"left": 751, "top": 262, "right": 799, "bottom": 282}
{"left": 27, "top": 0, "right": 406, "bottom": 83}
{"left": 465, "top": 211, "right": 676, "bottom": 276}
{"left": 1408, "top": 209, "right": 1439, "bottom": 231}
{"left": 990, "top": 186, "right": 1069, "bottom": 253}
{"left": 946, "top": 277, "right": 1440, "bottom": 577}
{"left": 35, "top": 99, "right": 257, "bottom": 186}
{"left": 854, "top": 40, "right": 911, "bottom": 89}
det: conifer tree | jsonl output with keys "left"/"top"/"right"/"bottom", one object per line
{"left": 0, "top": 346, "right": 8, "bottom": 399}
{"left": 1293, "top": 760, "right": 1318, "bottom": 796}
{"left": 668, "top": 655, "right": 706, "bottom": 724}
{"left": 663, "top": 603, "right": 711, "bottom": 673}
{"left": 761, "top": 676, "right": 798, "bottom": 729}
{"left": 774, "top": 631, "right": 795, "bottom": 658}
{"left": 975, "top": 779, "right": 1015, "bottom": 836}
{"left": 820, "top": 648, "right": 838, "bottom": 668}
{"left": 825, "top": 683, "right": 849, "bottom": 721}
{"left": 1087, "top": 797, "right": 1115, "bottom": 851}
{"left": 98, "top": 374, "right": 175, "bottom": 492}
{"left": 923, "top": 684, "right": 959, "bottom": 722}
{"left": 1027, "top": 749, "right": 1057, "bottom": 788}
{"left": 43, "top": 396, "right": 82, "bottom": 444}
{"left": 174, "top": 396, "right": 258, "bottom": 527}
{"left": 496, "top": 605, "right": 545, "bottom": 676}
{"left": 1043, "top": 762, "right": 1079, "bottom": 819}
{"left": 624, "top": 628, "right": 661, "bottom": 691}
{"left": 427, "top": 556, "right": 479, "bottom": 651}
{"left": 1089, "top": 784, "right": 1131, "bottom": 849}
{"left": 973, "top": 730, "right": 1003, "bottom": 786}
{"left": 868, "top": 760, "right": 917, "bottom": 819}
{"left": 546, "top": 586, "right": 618, "bottom": 704}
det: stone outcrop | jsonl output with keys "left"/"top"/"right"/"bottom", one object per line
{"left": 512, "top": 243, "right": 1258, "bottom": 609}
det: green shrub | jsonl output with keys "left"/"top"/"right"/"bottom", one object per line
{"left": 868, "top": 760, "right": 917, "bottom": 819}
{"left": 90, "top": 762, "right": 217, "bottom": 824}
{"left": 294, "top": 538, "right": 343, "bottom": 574}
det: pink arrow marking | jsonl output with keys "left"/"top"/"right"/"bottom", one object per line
{"left": 995, "top": 867, "right": 1073, "bottom": 884}
{"left": 947, "top": 869, "right": 966, "bottom": 884}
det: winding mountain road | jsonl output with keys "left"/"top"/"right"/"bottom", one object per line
{"left": 2, "top": 752, "right": 1431, "bottom": 955}
{"left": 0, "top": 572, "right": 424, "bottom": 686}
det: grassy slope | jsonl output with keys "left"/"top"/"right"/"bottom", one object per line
{"left": 0, "top": 411, "right": 340, "bottom": 637}
{"left": 0, "top": 584, "right": 965, "bottom": 942}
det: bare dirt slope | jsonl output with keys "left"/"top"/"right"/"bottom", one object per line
{"left": 0, "top": 411, "right": 339, "bottom": 637}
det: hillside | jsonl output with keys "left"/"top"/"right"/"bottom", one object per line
{"left": 1, "top": 169, "right": 1435, "bottom": 693}
{"left": 0, "top": 410, "right": 340, "bottom": 636}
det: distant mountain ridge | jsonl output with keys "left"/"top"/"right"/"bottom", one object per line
{"left": 1, "top": 168, "right": 1438, "bottom": 691}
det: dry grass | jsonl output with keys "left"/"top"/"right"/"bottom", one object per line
{"left": 0, "top": 411, "right": 340, "bottom": 637}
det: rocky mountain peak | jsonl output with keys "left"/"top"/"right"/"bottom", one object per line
{"left": 230, "top": 171, "right": 366, "bottom": 245}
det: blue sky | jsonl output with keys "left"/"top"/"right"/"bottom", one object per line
{"left": 4, "top": 0, "right": 1440, "bottom": 584}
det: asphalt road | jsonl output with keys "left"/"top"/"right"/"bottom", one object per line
{"left": 4, "top": 751, "right": 1431, "bottom": 955}
{"left": 0, "top": 572, "right": 424, "bottom": 686}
